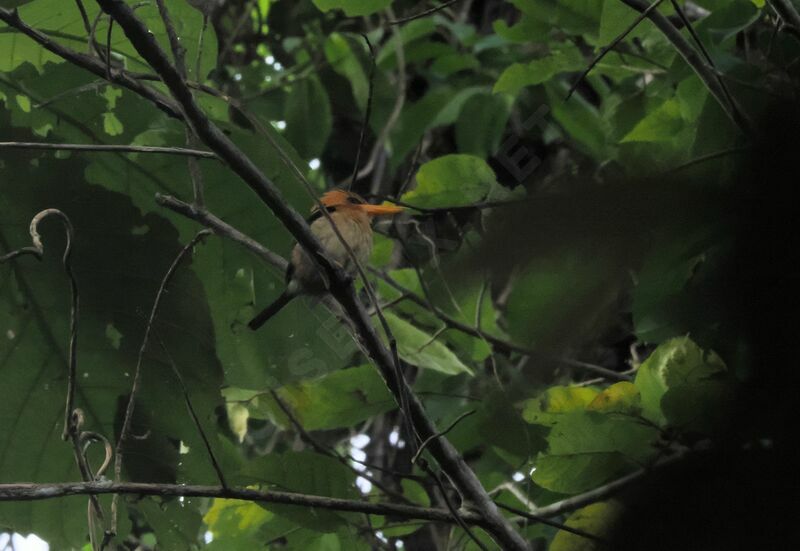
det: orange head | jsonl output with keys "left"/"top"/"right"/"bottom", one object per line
{"left": 318, "top": 189, "right": 404, "bottom": 217}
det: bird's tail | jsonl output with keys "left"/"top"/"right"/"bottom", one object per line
{"left": 248, "top": 289, "right": 296, "bottom": 330}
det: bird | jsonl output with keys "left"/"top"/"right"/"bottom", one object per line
{"left": 248, "top": 189, "right": 404, "bottom": 330}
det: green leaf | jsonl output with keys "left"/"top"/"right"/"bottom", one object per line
{"left": 239, "top": 451, "right": 357, "bottom": 532}
{"left": 312, "top": 0, "right": 392, "bottom": 16}
{"left": 634, "top": 336, "right": 728, "bottom": 425}
{"left": 384, "top": 311, "right": 474, "bottom": 375}
{"left": 493, "top": 43, "right": 585, "bottom": 96}
{"left": 532, "top": 411, "right": 658, "bottom": 493}
{"left": 0, "top": 150, "right": 224, "bottom": 547}
{"left": 549, "top": 501, "right": 623, "bottom": 551}
{"left": 621, "top": 99, "right": 685, "bottom": 143}
{"left": 232, "top": 365, "right": 395, "bottom": 431}
{"left": 455, "top": 93, "right": 512, "bottom": 158}
{"left": 285, "top": 76, "right": 332, "bottom": 158}
{"left": 400, "top": 154, "right": 496, "bottom": 209}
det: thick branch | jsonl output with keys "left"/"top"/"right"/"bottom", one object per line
{"left": 0, "top": 141, "right": 217, "bottom": 158}
{"left": 93, "top": 1, "right": 526, "bottom": 548}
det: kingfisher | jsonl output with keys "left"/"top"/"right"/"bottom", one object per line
{"left": 248, "top": 189, "right": 404, "bottom": 330}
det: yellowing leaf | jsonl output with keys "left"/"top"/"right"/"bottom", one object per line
{"left": 587, "top": 381, "right": 640, "bottom": 414}
{"left": 523, "top": 386, "right": 599, "bottom": 426}
{"left": 549, "top": 501, "right": 623, "bottom": 551}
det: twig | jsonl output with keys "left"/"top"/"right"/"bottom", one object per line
{"left": 419, "top": 460, "right": 489, "bottom": 551}
{"left": 411, "top": 410, "right": 475, "bottom": 464}
{"left": 566, "top": 0, "right": 666, "bottom": 101}
{"left": 154, "top": 0, "right": 187, "bottom": 78}
{"left": 668, "top": 0, "right": 749, "bottom": 134}
{"left": 111, "top": 230, "right": 211, "bottom": 534}
{"left": 73, "top": 0, "right": 93, "bottom": 48}
{"left": 358, "top": 18, "right": 407, "bottom": 188}
{"left": 0, "top": 210, "right": 80, "bottom": 439}
{"left": 156, "top": 337, "right": 227, "bottom": 489}
{"left": 618, "top": 0, "right": 751, "bottom": 135}
{"left": 524, "top": 447, "right": 689, "bottom": 518}
{"left": 155, "top": 194, "right": 287, "bottom": 271}
{"left": 496, "top": 503, "right": 608, "bottom": 544}
{"left": 348, "top": 34, "right": 376, "bottom": 191}
{"left": 218, "top": 0, "right": 258, "bottom": 63}
{"left": 387, "top": 0, "right": 460, "bottom": 25}
{"left": 770, "top": 0, "right": 800, "bottom": 35}
{"left": 0, "top": 141, "right": 217, "bottom": 158}
{"left": 0, "top": 210, "right": 111, "bottom": 547}
{"left": 374, "top": 270, "right": 631, "bottom": 381}
{"left": 664, "top": 146, "right": 749, "bottom": 174}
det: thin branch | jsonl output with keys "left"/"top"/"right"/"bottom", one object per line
{"left": 358, "top": 19, "right": 407, "bottom": 188}
{"left": 665, "top": 146, "right": 749, "bottom": 174}
{"left": 617, "top": 0, "right": 751, "bottom": 135}
{"left": 0, "top": 210, "right": 80, "bottom": 439}
{"left": 668, "top": 0, "right": 749, "bottom": 133}
{"left": 156, "top": 337, "right": 227, "bottom": 489}
{"left": 155, "top": 194, "right": 288, "bottom": 273}
{"left": 0, "top": 481, "right": 487, "bottom": 526}
{"left": 770, "top": 0, "right": 800, "bottom": 34}
{"left": 496, "top": 503, "right": 608, "bottom": 544}
{"left": 154, "top": 0, "right": 187, "bottom": 78}
{"left": 567, "top": 0, "right": 666, "bottom": 100}
{"left": 374, "top": 269, "right": 631, "bottom": 381}
{"left": 348, "top": 34, "right": 376, "bottom": 191}
{"left": 0, "top": 141, "right": 218, "bottom": 158}
{"left": 0, "top": 210, "right": 109, "bottom": 544}
{"left": 111, "top": 230, "right": 211, "bottom": 534}
{"left": 411, "top": 410, "right": 475, "bottom": 464}
{"left": 387, "top": 0, "right": 460, "bottom": 25}
{"left": 524, "top": 447, "right": 690, "bottom": 518}
{"left": 268, "top": 390, "right": 411, "bottom": 504}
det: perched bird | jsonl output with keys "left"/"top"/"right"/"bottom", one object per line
{"left": 248, "top": 189, "right": 403, "bottom": 330}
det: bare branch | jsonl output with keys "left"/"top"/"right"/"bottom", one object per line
{"left": 567, "top": 0, "right": 666, "bottom": 101}
{"left": 0, "top": 481, "right": 485, "bottom": 526}
{"left": 111, "top": 230, "right": 212, "bottom": 534}
{"left": 387, "top": 0, "right": 460, "bottom": 25}
{"left": 156, "top": 337, "right": 228, "bottom": 489}
{"left": 0, "top": 141, "right": 217, "bottom": 158}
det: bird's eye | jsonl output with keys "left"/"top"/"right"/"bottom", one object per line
{"left": 347, "top": 196, "right": 363, "bottom": 204}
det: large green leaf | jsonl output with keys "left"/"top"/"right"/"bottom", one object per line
{"left": 384, "top": 311, "right": 474, "bottom": 375}
{"left": 285, "top": 75, "right": 333, "bottom": 159}
{"left": 493, "top": 42, "right": 585, "bottom": 96}
{"left": 549, "top": 501, "right": 623, "bottom": 551}
{"left": 239, "top": 451, "right": 358, "bottom": 532}
{"left": 633, "top": 336, "right": 736, "bottom": 433}
{"left": 227, "top": 365, "right": 396, "bottom": 431}
{"left": 0, "top": 138, "right": 225, "bottom": 547}
{"left": 400, "top": 154, "right": 496, "bottom": 209}
{"left": 0, "top": 0, "right": 216, "bottom": 78}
